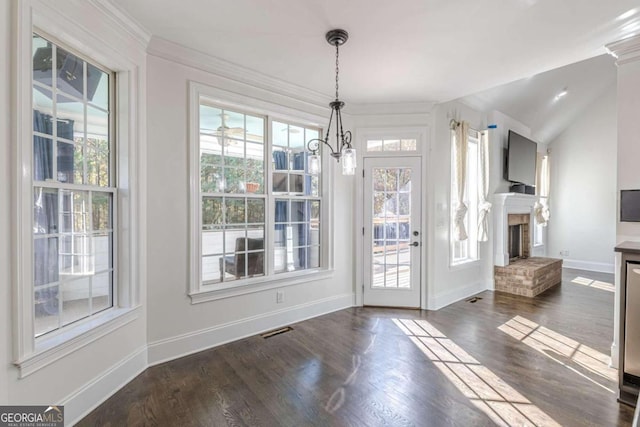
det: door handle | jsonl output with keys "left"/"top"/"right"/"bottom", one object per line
{"left": 410, "top": 242, "right": 420, "bottom": 247}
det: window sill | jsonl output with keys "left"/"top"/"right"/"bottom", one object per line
{"left": 14, "top": 306, "right": 141, "bottom": 378}
{"left": 190, "top": 269, "right": 334, "bottom": 304}
{"left": 449, "top": 259, "right": 481, "bottom": 271}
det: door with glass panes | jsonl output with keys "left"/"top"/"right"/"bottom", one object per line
{"left": 363, "top": 157, "right": 421, "bottom": 307}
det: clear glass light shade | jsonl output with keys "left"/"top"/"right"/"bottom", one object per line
{"left": 308, "top": 153, "right": 321, "bottom": 175}
{"left": 342, "top": 147, "right": 356, "bottom": 175}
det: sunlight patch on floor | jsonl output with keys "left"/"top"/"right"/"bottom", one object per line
{"left": 571, "top": 276, "right": 614, "bottom": 292}
{"left": 393, "top": 318, "right": 561, "bottom": 427}
{"left": 498, "top": 315, "right": 617, "bottom": 393}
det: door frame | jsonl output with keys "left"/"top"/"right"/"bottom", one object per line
{"left": 354, "top": 126, "right": 430, "bottom": 309}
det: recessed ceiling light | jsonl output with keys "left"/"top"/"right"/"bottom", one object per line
{"left": 617, "top": 8, "right": 639, "bottom": 21}
{"left": 554, "top": 88, "right": 568, "bottom": 101}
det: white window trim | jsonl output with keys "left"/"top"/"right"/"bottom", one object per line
{"left": 12, "top": 2, "right": 143, "bottom": 377}
{"left": 188, "top": 82, "right": 334, "bottom": 303}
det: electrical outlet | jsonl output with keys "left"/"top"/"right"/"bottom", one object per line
{"left": 276, "top": 290, "right": 284, "bottom": 304}
{"left": 559, "top": 250, "right": 570, "bottom": 257}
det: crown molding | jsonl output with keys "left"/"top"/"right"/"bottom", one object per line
{"left": 86, "top": 0, "right": 152, "bottom": 49}
{"left": 346, "top": 101, "right": 435, "bottom": 116}
{"left": 148, "top": 36, "right": 333, "bottom": 108}
{"left": 606, "top": 33, "right": 640, "bottom": 66}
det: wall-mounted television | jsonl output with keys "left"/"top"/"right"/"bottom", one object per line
{"left": 621, "top": 190, "right": 640, "bottom": 222}
{"left": 506, "top": 130, "right": 537, "bottom": 186}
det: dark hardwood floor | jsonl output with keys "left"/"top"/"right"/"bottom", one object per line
{"left": 79, "top": 269, "right": 634, "bottom": 426}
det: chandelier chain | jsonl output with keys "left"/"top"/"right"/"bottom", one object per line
{"left": 335, "top": 43, "right": 339, "bottom": 100}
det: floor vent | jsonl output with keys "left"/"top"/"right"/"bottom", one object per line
{"left": 466, "top": 296, "right": 482, "bottom": 303}
{"left": 260, "top": 326, "right": 293, "bottom": 339}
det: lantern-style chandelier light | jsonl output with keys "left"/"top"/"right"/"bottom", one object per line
{"left": 307, "top": 29, "right": 357, "bottom": 176}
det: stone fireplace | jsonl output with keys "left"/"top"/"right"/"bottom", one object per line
{"left": 493, "top": 193, "right": 562, "bottom": 297}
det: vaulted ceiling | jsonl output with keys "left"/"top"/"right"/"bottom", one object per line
{"left": 112, "top": 0, "right": 638, "bottom": 105}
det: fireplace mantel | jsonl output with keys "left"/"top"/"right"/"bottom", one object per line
{"left": 493, "top": 193, "right": 538, "bottom": 267}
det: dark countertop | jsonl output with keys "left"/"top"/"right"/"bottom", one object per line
{"left": 615, "top": 241, "right": 640, "bottom": 254}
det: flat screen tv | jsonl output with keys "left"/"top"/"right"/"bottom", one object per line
{"left": 507, "top": 130, "right": 537, "bottom": 186}
{"left": 621, "top": 190, "right": 640, "bottom": 222}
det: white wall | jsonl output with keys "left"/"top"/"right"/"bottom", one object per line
{"left": 145, "top": 53, "right": 354, "bottom": 363}
{"left": 3, "top": 0, "right": 148, "bottom": 423}
{"left": 1, "top": 0, "right": 12, "bottom": 406}
{"left": 548, "top": 87, "right": 617, "bottom": 273}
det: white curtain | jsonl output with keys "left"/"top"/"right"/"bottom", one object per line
{"left": 477, "top": 130, "right": 491, "bottom": 242}
{"left": 453, "top": 121, "right": 469, "bottom": 241}
{"left": 534, "top": 152, "right": 550, "bottom": 225}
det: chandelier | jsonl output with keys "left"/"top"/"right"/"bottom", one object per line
{"left": 307, "top": 29, "right": 357, "bottom": 176}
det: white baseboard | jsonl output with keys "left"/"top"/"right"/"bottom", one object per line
{"left": 428, "top": 280, "right": 490, "bottom": 311}
{"left": 147, "top": 293, "right": 354, "bottom": 366}
{"left": 62, "top": 346, "right": 147, "bottom": 426}
{"left": 562, "top": 259, "right": 615, "bottom": 274}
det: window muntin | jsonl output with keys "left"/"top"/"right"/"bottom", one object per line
{"left": 451, "top": 134, "right": 479, "bottom": 265}
{"left": 198, "top": 101, "right": 323, "bottom": 286}
{"left": 32, "top": 33, "right": 114, "bottom": 337}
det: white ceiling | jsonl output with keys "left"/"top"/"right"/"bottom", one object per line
{"left": 459, "top": 54, "right": 617, "bottom": 143}
{"left": 111, "top": 0, "right": 639, "bottom": 104}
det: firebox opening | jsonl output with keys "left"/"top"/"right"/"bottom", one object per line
{"left": 509, "top": 225, "right": 523, "bottom": 261}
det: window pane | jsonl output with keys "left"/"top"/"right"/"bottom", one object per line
{"left": 202, "top": 229, "right": 223, "bottom": 256}
{"left": 291, "top": 150, "right": 305, "bottom": 171}
{"left": 383, "top": 139, "right": 400, "bottom": 151}
{"left": 62, "top": 277, "right": 91, "bottom": 326}
{"left": 92, "top": 271, "right": 112, "bottom": 314}
{"left": 224, "top": 110, "right": 244, "bottom": 139}
{"left": 33, "top": 34, "right": 53, "bottom": 87}
{"left": 34, "top": 187, "right": 58, "bottom": 235}
{"left": 56, "top": 94, "right": 84, "bottom": 138}
{"left": 272, "top": 148, "right": 288, "bottom": 171}
{"left": 201, "top": 163, "right": 223, "bottom": 193}
{"left": 35, "top": 286, "right": 59, "bottom": 337}
{"left": 202, "top": 255, "right": 223, "bottom": 283}
{"left": 202, "top": 197, "right": 223, "bottom": 227}
{"left": 226, "top": 198, "right": 246, "bottom": 224}
{"left": 87, "top": 64, "right": 108, "bottom": 110}
{"left": 57, "top": 141, "right": 81, "bottom": 184}
{"left": 291, "top": 201, "right": 306, "bottom": 222}
{"left": 401, "top": 139, "right": 417, "bottom": 151}
{"left": 275, "top": 200, "right": 289, "bottom": 223}
{"left": 272, "top": 121, "right": 288, "bottom": 147}
{"left": 94, "top": 232, "right": 112, "bottom": 272}
{"left": 246, "top": 115, "right": 264, "bottom": 144}
{"left": 34, "top": 237, "right": 59, "bottom": 286}
{"left": 33, "top": 135, "right": 53, "bottom": 181}
{"left": 273, "top": 172, "right": 288, "bottom": 193}
{"left": 289, "top": 174, "right": 304, "bottom": 193}
{"left": 308, "top": 246, "right": 320, "bottom": 268}
{"left": 87, "top": 105, "right": 109, "bottom": 143}
{"left": 92, "top": 192, "right": 112, "bottom": 231}
{"left": 33, "top": 87, "right": 54, "bottom": 135}
{"left": 247, "top": 199, "right": 265, "bottom": 223}
{"left": 225, "top": 226, "right": 245, "bottom": 253}
{"left": 289, "top": 125, "right": 304, "bottom": 148}
{"left": 367, "top": 140, "right": 382, "bottom": 152}
{"left": 224, "top": 167, "right": 245, "bottom": 193}
{"left": 56, "top": 47, "right": 84, "bottom": 99}
{"left": 87, "top": 137, "right": 110, "bottom": 186}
